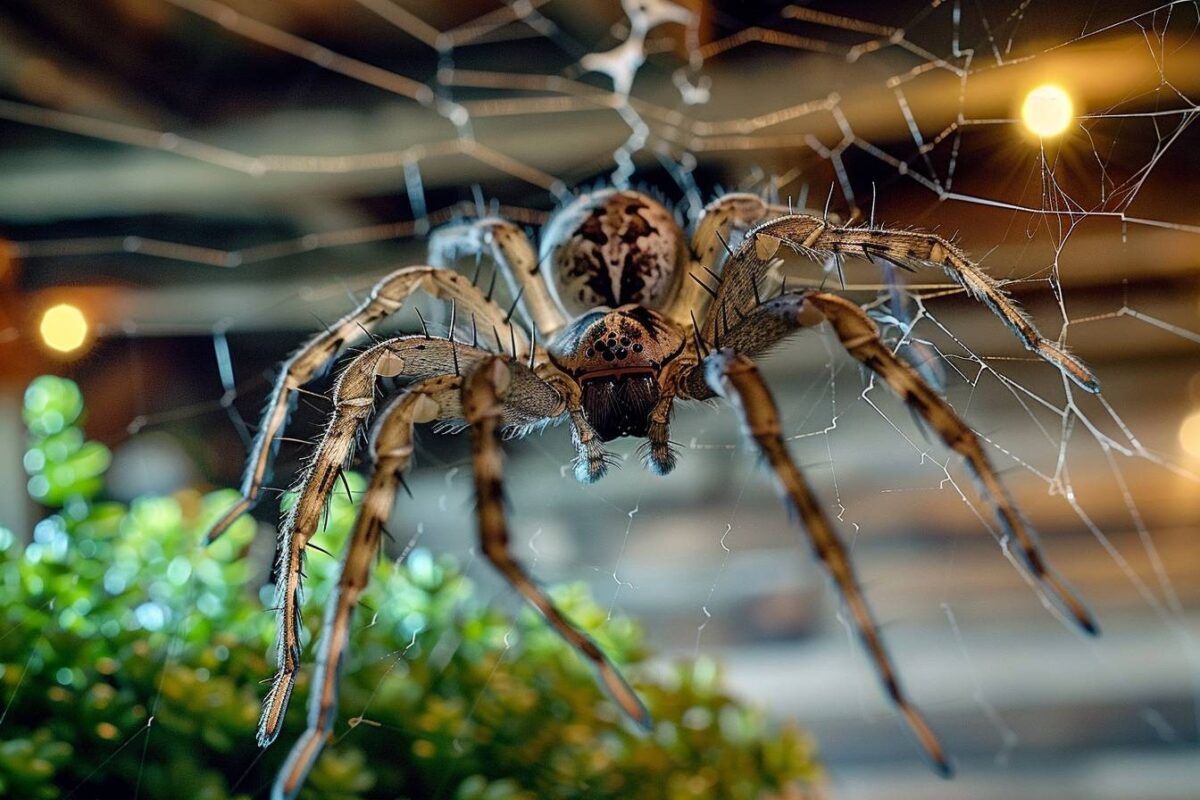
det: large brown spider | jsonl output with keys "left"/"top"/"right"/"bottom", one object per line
{"left": 208, "top": 189, "right": 1101, "bottom": 798}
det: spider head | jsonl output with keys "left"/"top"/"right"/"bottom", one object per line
{"left": 549, "top": 306, "right": 686, "bottom": 441}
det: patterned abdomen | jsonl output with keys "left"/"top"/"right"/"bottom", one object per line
{"left": 540, "top": 190, "right": 686, "bottom": 315}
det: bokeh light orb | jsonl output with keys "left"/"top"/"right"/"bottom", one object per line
{"left": 1022, "top": 83, "right": 1074, "bottom": 137}
{"left": 39, "top": 303, "right": 89, "bottom": 354}
{"left": 1181, "top": 410, "right": 1200, "bottom": 459}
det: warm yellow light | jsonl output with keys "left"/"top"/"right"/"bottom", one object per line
{"left": 1182, "top": 411, "right": 1200, "bottom": 459}
{"left": 1021, "top": 84, "right": 1074, "bottom": 137}
{"left": 39, "top": 303, "right": 89, "bottom": 353}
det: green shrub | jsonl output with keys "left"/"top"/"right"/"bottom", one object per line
{"left": 1, "top": 375, "right": 821, "bottom": 799}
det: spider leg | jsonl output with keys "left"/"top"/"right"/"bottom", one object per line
{"left": 664, "top": 193, "right": 794, "bottom": 329}
{"left": 270, "top": 375, "right": 461, "bottom": 800}
{"left": 207, "top": 266, "right": 526, "bottom": 544}
{"left": 694, "top": 291, "right": 1098, "bottom": 635}
{"left": 257, "top": 337, "right": 561, "bottom": 749}
{"left": 805, "top": 292, "right": 1098, "bottom": 633}
{"left": 463, "top": 357, "right": 652, "bottom": 729}
{"left": 429, "top": 217, "right": 568, "bottom": 338}
{"left": 700, "top": 349, "right": 951, "bottom": 777}
{"left": 704, "top": 215, "right": 1100, "bottom": 393}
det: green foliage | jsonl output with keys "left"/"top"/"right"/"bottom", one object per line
{"left": 21, "top": 376, "right": 110, "bottom": 506}
{"left": 0, "top": 376, "right": 821, "bottom": 799}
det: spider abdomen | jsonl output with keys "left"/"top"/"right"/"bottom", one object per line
{"left": 540, "top": 189, "right": 686, "bottom": 315}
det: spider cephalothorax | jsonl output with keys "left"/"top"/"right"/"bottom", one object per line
{"left": 549, "top": 306, "right": 686, "bottom": 441}
{"left": 207, "top": 188, "right": 1103, "bottom": 799}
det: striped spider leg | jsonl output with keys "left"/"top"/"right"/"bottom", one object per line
{"left": 696, "top": 288, "right": 1100, "bottom": 631}
{"left": 430, "top": 217, "right": 615, "bottom": 484}
{"left": 205, "top": 265, "right": 530, "bottom": 543}
{"left": 701, "top": 214, "right": 1101, "bottom": 394}
{"left": 428, "top": 216, "right": 568, "bottom": 337}
{"left": 695, "top": 214, "right": 1101, "bottom": 633}
{"left": 262, "top": 340, "right": 648, "bottom": 799}
{"left": 693, "top": 347, "right": 951, "bottom": 776}
{"left": 680, "top": 286, "right": 1102, "bottom": 774}
{"left": 257, "top": 337, "right": 496, "bottom": 752}
{"left": 269, "top": 373, "right": 462, "bottom": 800}
{"left": 463, "top": 356, "right": 652, "bottom": 729}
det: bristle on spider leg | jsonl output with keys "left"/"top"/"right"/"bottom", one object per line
{"left": 414, "top": 307, "right": 432, "bottom": 339}
{"left": 714, "top": 228, "right": 735, "bottom": 258}
{"left": 689, "top": 311, "right": 711, "bottom": 357}
{"left": 505, "top": 285, "right": 526, "bottom": 324}
{"left": 306, "top": 541, "right": 334, "bottom": 558}
{"left": 689, "top": 272, "right": 719, "bottom": 299}
{"left": 336, "top": 466, "right": 355, "bottom": 504}
{"left": 470, "top": 252, "right": 484, "bottom": 286}
{"left": 353, "top": 320, "right": 383, "bottom": 345}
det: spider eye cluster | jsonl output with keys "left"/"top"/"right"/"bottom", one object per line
{"left": 549, "top": 306, "right": 684, "bottom": 378}
{"left": 585, "top": 329, "right": 645, "bottom": 362}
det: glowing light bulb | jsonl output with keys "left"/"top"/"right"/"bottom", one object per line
{"left": 1181, "top": 410, "right": 1200, "bottom": 459}
{"left": 1021, "top": 84, "right": 1074, "bottom": 138}
{"left": 39, "top": 303, "right": 88, "bottom": 354}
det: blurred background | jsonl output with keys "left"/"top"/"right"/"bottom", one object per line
{"left": 1, "top": 1, "right": 1199, "bottom": 798}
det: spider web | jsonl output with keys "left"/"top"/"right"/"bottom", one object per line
{"left": 2, "top": 1, "right": 1199, "bottom": 798}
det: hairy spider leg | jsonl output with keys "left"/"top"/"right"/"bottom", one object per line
{"left": 534, "top": 363, "right": 614, "bottom": 484}
{"left": 258, "top": 338, "right": 508, "bottom": 748}
{"left": 429, "top": 217, "right": 568, "bottom": 338}
{"left": 702, "top": 290, "right": 1098, "bottom": 635}
{"left": 701, "top": 349, "right": 952, "bottom": 777}
{"left": 708, "top": 216, "right": 1100, "bottom": 393}
{"left": 642, "top": 378, "right": 679, "bottom": 475}
{"left": 663, "top": 192, "right": 795, "bottom": 329}
{"left": 270, "top": 376, "right": 462, "bottom": 800}
{"left": 464, "top": 357, "right": 653, "bottom": 730}
{"left": 206, "top": 266, "right": 526, "bottom": 544}
{"left": 804, "top": 292, "right": 1098, "bottom": 633}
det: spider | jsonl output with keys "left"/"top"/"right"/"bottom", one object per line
{"left": 207, "top": 188, "right": 1102, "bottom": 798}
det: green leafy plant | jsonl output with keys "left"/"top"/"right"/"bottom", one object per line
{"left": 0, "top": 375, "right": 821, "bottom": 799}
